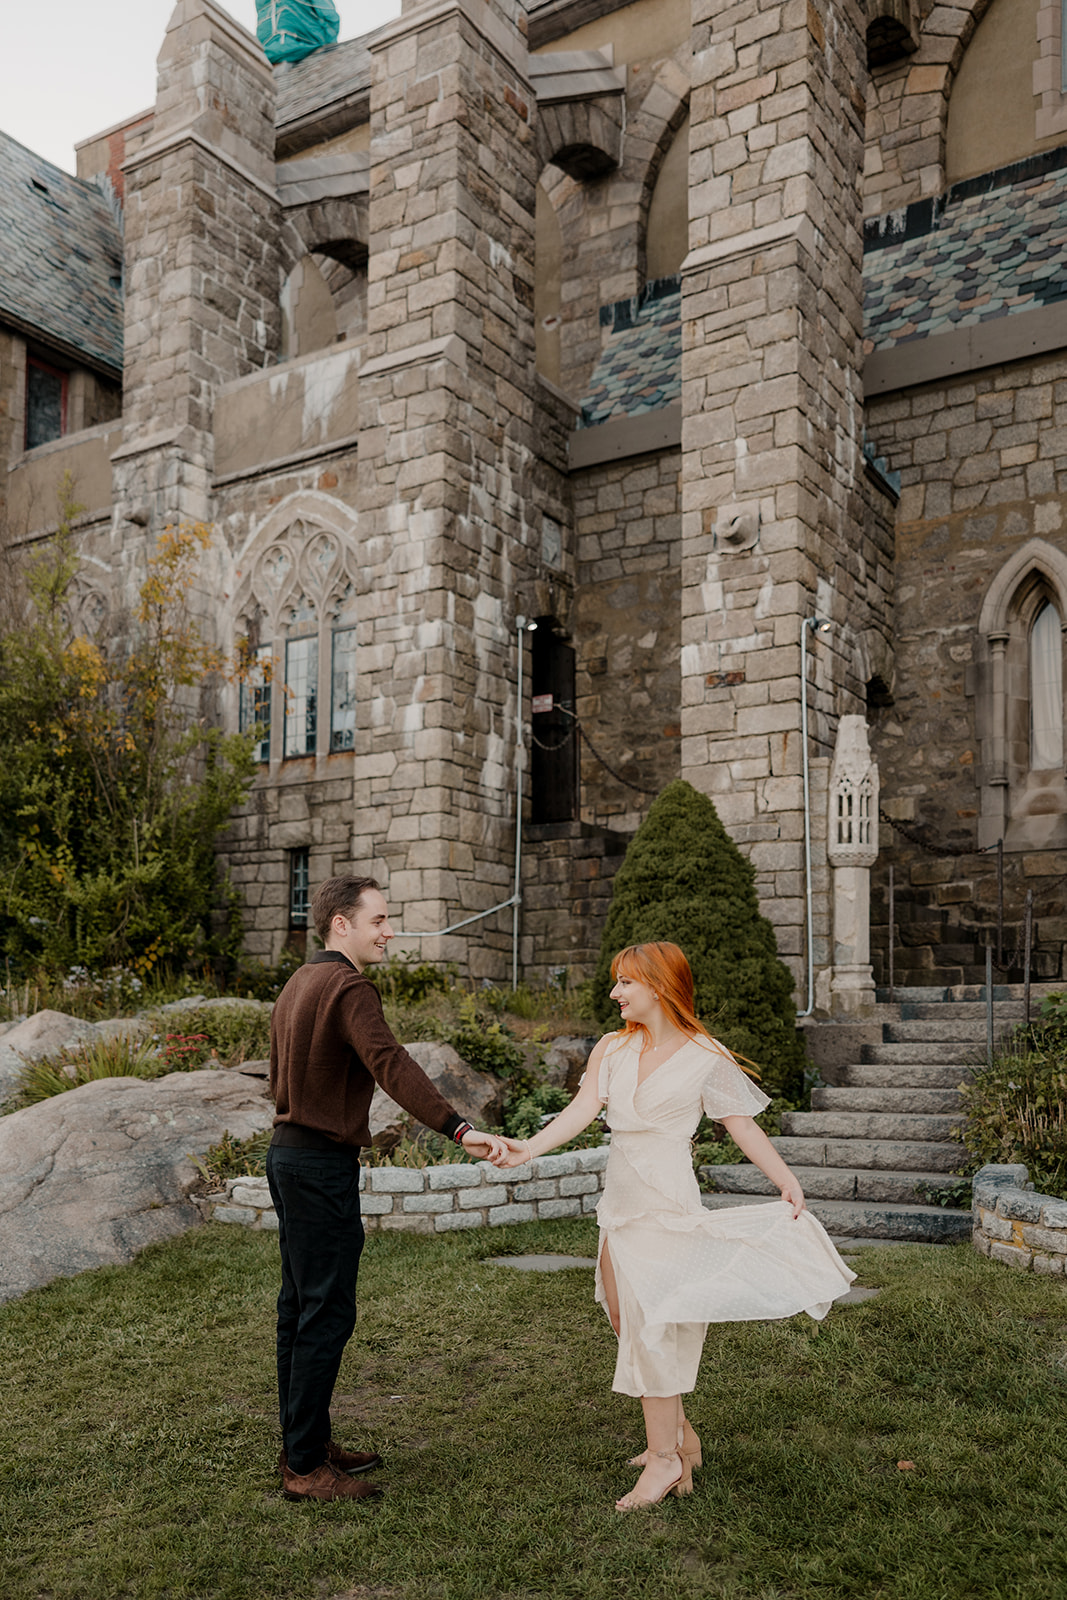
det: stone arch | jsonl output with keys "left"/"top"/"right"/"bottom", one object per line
{"left": 624, "top": 55, "right": 690, "bottom": 285}
{"left": 864, "top": 0, "right": 996, "bottom": 216}
{"left": 978, "top": 538, "right": 1067, "bottom": 636}
{"left": 234, "top": 490, "right": 359, "bottom": 635}
{"left": 278, "top": 199, "right": 368, "bottom": 277}
{"left": 866, "top": 1, "right": 920, "bottom": 68}
{"left": 536, "top": 96, "right": 623, "bottom": 180}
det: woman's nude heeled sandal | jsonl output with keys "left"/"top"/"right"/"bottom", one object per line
{"left": 615, "top": 1449, "right": 687, "bottom": 1512}
{"left": 629, "top": 1424, "right": 702, "bottom": 1473}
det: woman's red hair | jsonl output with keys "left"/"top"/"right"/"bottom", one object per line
{"left": 610, "top": 941, "right": 759, "bottom": 1078}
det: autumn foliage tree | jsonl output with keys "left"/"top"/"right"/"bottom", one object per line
{"left": 0, "top": 494, "right": 257, "bottom": 974}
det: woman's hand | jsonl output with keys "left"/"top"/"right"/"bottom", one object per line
{"left": 779, "top": 1179, "right": 806, "bottom": 1219}
{"left": 460, "top": 1130, "right": 522, "bottom": 1164}
{"left": 495, "top": 1139, "right": 533, "bottom": 1169}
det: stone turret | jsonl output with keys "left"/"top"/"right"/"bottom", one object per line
{"left": 354, "top": 0, "right": 542, "bottom": 971}
{"left": 679, "top": 0, "right": 879, "bottom": 993}
{"left": 112, "top": 0, "right": 280, "bottom": 549}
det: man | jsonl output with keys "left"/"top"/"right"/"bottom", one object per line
{"left": 267, "top": 874, "right": 513, "bottom": 1503}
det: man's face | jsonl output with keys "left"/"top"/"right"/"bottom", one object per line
{"left": 330, "top": 888, "right": 394, "bottom": 971}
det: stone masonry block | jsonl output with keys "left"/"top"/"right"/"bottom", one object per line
{"left": 435, "top": 1209, "right": 485, "bottom": 1232}
{"left": 459, "top": 1185, "right": 507, "bottom": 1208}
{"left": 988, "top": 1240, "right": 1032, "bottom": 1269}
{"left": 360, "top": 1192, "right": 396, "bottom": 1216}
{"left": 368, "top": 1167, "right": 427, "bottom": 1193}
{"left": 559, "top": 1174, "right": 600, "bottom": 1197}
{"left": 514, "top": 1179, "right": 558, "bottom": 1202}
{"left": 489, "top": 1203, "right": 537, "bottom": 1226}
{"left": 1032, "top": 1253, "right": 1065, "bottom": 1276}
{"left": 529, "top": 1151, "right": 579, "bottom": 1178}
{"left": 215, "top": 1206, "right": 255, "bottom": 1225}
{"left": 1021, "top": 1225, "right": 1067, "bottom": 1255}
{"left": 582, "top": 1193, "right": 600, "bottom": 1213}
{"left": 380, "top": 1213, "right": 433, "bottom": 1234}
{"left": 428, "top": 1164, "right": 485, "bottom": 1190}
{"left": 537, "top": 1198, "right": 581, "bottom": 1221}
{"left": 402, "top": 1192, "right": 457, "bottom": 1214}
{"left": 575, "top": 1145, "right": 610, "bottom": 1172}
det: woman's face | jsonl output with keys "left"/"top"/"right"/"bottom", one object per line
{"left": 609, "top": 970, "right": 659, "bottom": 1026}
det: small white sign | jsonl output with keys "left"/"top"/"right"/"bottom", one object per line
{"left": 532, "top": 693, "right": 553, "bottom": 714}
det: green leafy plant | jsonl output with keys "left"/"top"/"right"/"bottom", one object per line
{"left": 916, "top": 1177, "right": 974, "bottom": 1211}
{"left": 956, "top": 1044, "right": 1067, "bottom": 1200}
{"left": 150, "top": 1003, "right": 271, "bottom": 1068}
{"left": 434, "top": 994, "right": 527, "bottom": 1078}
{"left": 591, "top": 780, "right": 809, "bottom": 1100}
{"left": 195, "top": 1128, "right": 272, "bottom": 1185}
{"left": 361, "top": 1132, "right": 469, "bottom": 1168}
{"left": 367, "top": 953, "right": 456, "bottom": 1006}
{"left": 13, "top": 1036, "right": 165, "bottom": 1105}
{"left": 0, "top": 487, "right": 257, "bottom": 975}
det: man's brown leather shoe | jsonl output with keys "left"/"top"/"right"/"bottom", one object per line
{"left": 282, "top": 1460, "right": 383, "bottom": 1502}
{"left": 277, "top": 1441, "right": 383, "bottom": 1476}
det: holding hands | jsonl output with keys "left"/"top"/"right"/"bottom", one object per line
{"left": 459, "top": 1130, "right": 529, "bottom": 1165}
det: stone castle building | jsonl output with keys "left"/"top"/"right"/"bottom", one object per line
{"left": 2, "top": 0, "right": 1067, "bottom": 1005}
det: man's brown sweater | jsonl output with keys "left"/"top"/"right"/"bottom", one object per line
{"left": 270, "top": 950, "right": 465, "bottom": 1148}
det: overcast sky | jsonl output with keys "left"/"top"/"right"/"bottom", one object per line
{"left": 1, "top": 1, "right": 403, "bottom": 174}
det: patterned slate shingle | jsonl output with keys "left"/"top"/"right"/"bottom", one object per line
{"left": 0, "top": 130, "right": 123, "bottom": 374}
{"left": 578, "top": 277, "right": 680, "bottom": 428}
{"left": 864, "top": 155, "right": 1067, "bottom": 352}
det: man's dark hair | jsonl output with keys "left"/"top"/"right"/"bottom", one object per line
{"left": 312, "top": 875, "right": 381, "bottom": 943}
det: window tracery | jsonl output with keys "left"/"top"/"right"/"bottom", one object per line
{"left": 234, "top": 507, "right": 359, "bottom": 765}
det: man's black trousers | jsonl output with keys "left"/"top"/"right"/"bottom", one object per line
{"left": 265, "top": 1143, "right": 365, "bottom": 1476}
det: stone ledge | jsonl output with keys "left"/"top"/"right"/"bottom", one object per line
{"left": 972, "top": 1163, "right": 1067, "bottom": 1275}
{"left": 197, "top": 1147, "right": 609, "bottom": 1236}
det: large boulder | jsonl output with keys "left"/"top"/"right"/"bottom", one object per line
{"left": 542, "top": 1035, "right": 598, "bottom": 1094}
{"left": 0, "top": 1067, "right": 273, "bottom": 1304}
{"left": 369, "top": 1040, "right": 504, "bottom": 1146}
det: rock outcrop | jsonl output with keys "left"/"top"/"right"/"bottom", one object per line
{"left": 0, "top": 1067, "right": 272, "bottom": 1304}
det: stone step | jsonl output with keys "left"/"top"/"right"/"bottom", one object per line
{"left": 862, "top": 1041, "right": 982, "bottom": 1065}
{"left": 700, "top": 1191, "right": 972, "bottom": 1244}
{"left": 900, "top": 1001, "right": 1028, "bottom": 1022}
{"left": 811, "top": 1086, "right": 962, "bottom": 1115}
{"left": 877, "top": 984, "right": 1060, "bottom": 1005}
{"left": 771, "top": 1135, "right": 961, "bottom": 1173}
{"left": 781, "top": 1110, "right": 963, "bottom": 1141}
{"left": 837, "top": 1064, "right": 974, "bottom": 1089}
{"left": 882, "top": 1018, "right": 1001, "bottom": 1044}
{"left": 704, "top": 1162, "right": 968, "bottom": 1206}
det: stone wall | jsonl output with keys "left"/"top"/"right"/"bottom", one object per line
{"left": 972, "top": 1161, "right": 1067, "bottom": 1275}
{"left": 867, "top": 349, "right": 1067, "bottom": 987}
{"left": 522, "top": 821, "right": 629, "bottom": 984}
{"left": 572, "top": 447, "right": 682, "bottom": 831}
{"left": 200, "top": 1145, "right": 609, "bottom": 1235}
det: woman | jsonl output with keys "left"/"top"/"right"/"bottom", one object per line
{"left": 499, "top": 941, "right": 855, "bottom": 1512}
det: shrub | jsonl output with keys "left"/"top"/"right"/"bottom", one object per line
{"left": 367, "top": 954, "right": 456, "bottom": 1006}
{"left": 195, "top": 1128, "right": 272, "bottom": 1185}
{"left": 152, "top": 1003, "right": 272, "bottom": 1068}
{"left": 434, "top": 995, "right": 527, "bottom": 1078}
{"left": 0, "top": 501, "right": 257, "bottom": 975}
{"left": 13, "top": 1036, "right": 165, "bottom": 1105}
{"left": 956, "top": 1043, "right": 1067, "bottom": 1201}
{"left": 591, "top": 780, "right": 809, "bottom": 1099}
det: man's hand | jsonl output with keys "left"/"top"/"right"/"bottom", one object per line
{"left": 460, "top": 1130, "right": 527, "bottom": 1165}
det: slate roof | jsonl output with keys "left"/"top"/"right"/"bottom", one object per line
{"left": 864, "top": 149, "right": 1067, "bottom": 351}
{"left": 274, "top": 36, "right": 372, "bottom": 132}
{"left": 0, "top": 130, "right": 123, "bottom": 375}
{"left": 577, "top": 276, "right": 680, "bottom": 428}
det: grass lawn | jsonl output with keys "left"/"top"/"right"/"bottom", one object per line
{"left": 1, "top": 1222, "right": 1065, "bottom": 1600}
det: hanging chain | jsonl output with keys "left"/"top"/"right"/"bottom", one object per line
{"left": 877, "top": 807, "right": 994, "bottom": 859}
{"left": 529, "top": 707, "right": 663, "bottom": 796}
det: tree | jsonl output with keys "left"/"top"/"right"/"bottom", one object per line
{"left": 592, "top": 779, "right": 808, "bottom": 1099}
{"left": 0, "top": 486, "right": 258, "bottom": 974}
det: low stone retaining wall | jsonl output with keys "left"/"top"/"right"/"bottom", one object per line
{"left": 198, "top": 1145, "right": 609, "bottom": 1235}
{"left": 972, "top": 1163, "right": 1067, "bottom": 1275}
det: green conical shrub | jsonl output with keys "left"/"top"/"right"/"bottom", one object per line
{"left": 592, "top": 780, "right": 808, "bottom": 1099}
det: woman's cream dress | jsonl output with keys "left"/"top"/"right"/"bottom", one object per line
{"left": 594, "top": 1031, "right": 856, "bottom": 1398}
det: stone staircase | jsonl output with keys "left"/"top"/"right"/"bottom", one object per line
{"left": 702, "top": 985, "right": 1051, "bottom": 1245}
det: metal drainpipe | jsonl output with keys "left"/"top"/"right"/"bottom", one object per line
{"left": 513, "top": 616, "right": 536, "bottom": 990}
{"left": 798, "top": 616, "right": 831, "bottom": 1018}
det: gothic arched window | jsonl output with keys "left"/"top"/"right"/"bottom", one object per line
{"left": 234, "top": 504, "right": 359, "bottom": 766}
